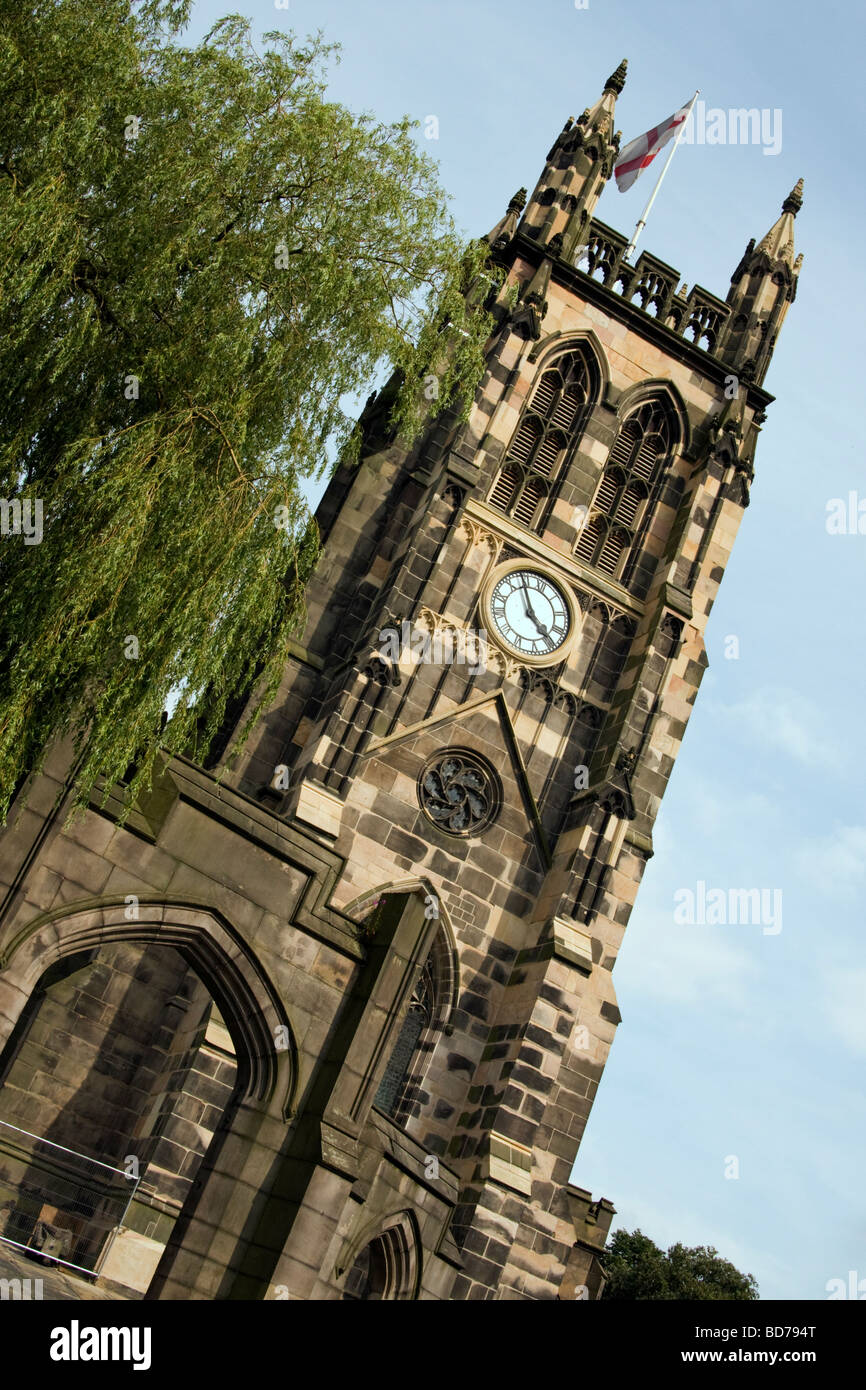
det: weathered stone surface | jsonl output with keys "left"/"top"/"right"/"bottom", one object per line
{"left": 0, "top": 69, "right": 796, "bottom": 1302}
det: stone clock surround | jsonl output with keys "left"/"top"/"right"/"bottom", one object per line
{"left": 479, "top": 555, "right": 581, "bottom": 666}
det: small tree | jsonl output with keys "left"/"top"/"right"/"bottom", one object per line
{"left": 602, "top": 1229, "right": 759, "bottom": 1300}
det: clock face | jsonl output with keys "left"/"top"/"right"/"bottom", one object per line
{"left": 488, "top": 569, "right": 571, "bottom": 657}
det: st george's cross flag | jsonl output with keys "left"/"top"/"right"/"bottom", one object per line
{"left": 614, "top": 100, "right": 693, "bottom": 192}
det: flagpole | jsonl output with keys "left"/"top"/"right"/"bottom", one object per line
{"left": 624, "top": 90, "right": 699, "bottom": 263}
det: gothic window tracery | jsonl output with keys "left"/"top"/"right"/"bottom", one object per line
{"left": 373, "top": 956, "right": 434, "bottom": 1118}
{"left": 373, "top": 924, "right": 454, "bottom": 1124}
{"left": 341, "top": 1223, "right": 416, "bottom": 1300}
{"left": 418, "top": 751, "right": 501, "bottom": 836}
{"left": 488, "top": 348, "right": 596, "bottom": 532}
{"left": 575, "top": 400, "right": 674, "bottom": 580}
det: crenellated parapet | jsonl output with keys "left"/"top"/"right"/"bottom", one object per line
{"left": 567, "top": 218, "right": 731, "bottom": 354}
{"left": 486, "top": 92, "right": 803, "bottom": 385}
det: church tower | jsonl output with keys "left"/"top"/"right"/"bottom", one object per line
{"left": 0, "top": 65, "right": 801, "bottom": 1301}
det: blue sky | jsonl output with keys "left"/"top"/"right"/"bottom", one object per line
{"left": 186, "top": 0, "right": 866, "bottom": 1299}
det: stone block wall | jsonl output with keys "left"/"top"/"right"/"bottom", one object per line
{"left": 0, "top": 158, "right": 785, "bottom": 1297}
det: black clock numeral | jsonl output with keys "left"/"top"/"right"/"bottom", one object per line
{"left": 490, "top": 567, "right": 571, "bottom": 655}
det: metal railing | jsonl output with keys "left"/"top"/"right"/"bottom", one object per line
{"left": 0, "top": 1119, "right": 139, "bottom": 1278}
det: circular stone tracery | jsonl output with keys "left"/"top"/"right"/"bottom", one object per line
{"left": 418, "top": 750, "right": 501, "bottom": 837}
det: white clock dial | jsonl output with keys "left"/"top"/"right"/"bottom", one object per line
{"left": 489, "top": 569, "right": 571, "bottom": 657}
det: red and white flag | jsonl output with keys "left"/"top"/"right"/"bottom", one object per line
{"left": 614, "top": 100, "right": 693, "bottom": 193}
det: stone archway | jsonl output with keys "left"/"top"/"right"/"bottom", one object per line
{"left": 0, "top": 897, "right": 296, "bottom": 1299}
{"left": 0, "top": 897, "right": 295, "bottom": 1111}
{"left": 339, "top": 1210, "right": 422, "bottom": 1300}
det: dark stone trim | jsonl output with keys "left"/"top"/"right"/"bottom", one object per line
{"left": 505, "top": 232, "right": 775, "bottom": 413}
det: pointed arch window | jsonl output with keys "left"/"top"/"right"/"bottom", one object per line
{"left": 341, "top": 1221, "right": 417, "bottom": 1300}
{"left": 575, "top": 400, "right": 674, "bottom": 582}
{"left": 373, "top": 925, "right": 454, "bottom": 1125}
{"left": 488, "top": 348, "right": 596, "bottom": 532}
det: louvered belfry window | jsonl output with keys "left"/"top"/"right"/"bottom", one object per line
{"left": 488, "top": 349, "right": 593, "bottom": 531}
{"left": 575, "top": 401, "right": 673, "bottom": 579}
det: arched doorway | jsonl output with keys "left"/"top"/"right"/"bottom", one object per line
{"left": 0, "top": 941, "right": 238, "bottom": 1289}
{"left": 0, "top": 899, "right": 294, "bottom": 1297}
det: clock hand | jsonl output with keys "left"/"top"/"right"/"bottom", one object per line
{"left": 520, "top": 582, "right": 552, "bottom": 638}
{"left": 520, "top": 581, "right": 541, "bottom": 625}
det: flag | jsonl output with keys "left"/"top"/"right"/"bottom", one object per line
{"left": 614, "top": 100, "right": 693, "bottom": 193}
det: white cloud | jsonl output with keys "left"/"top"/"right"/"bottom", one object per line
{"left": 822, "top": 966, "right": 866, "bottom": 1056}
{"left": 800, "top": 825, "right": 866, "bottom": 901}
{"left": 621, "top": 906, "right": 759, "bottom": 1011}
{"left": 709, "top": 687, "right": 842, "bottom": 772}
{"left": 587, "top": 1179, "right": 793, "bottom": 1297}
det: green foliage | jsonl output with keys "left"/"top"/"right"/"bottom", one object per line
{"left": 602, "top": 1228, "right": 760, "bottom": 1301}
{"left": 0, "top": 1, "right": 494, "bottom": 822}
{"left": 355, "top": 897, "right": 385, "bottom": 943}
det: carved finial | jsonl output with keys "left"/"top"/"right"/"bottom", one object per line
{"left": 546, "top": 231, "right": 564, "bottom": 259}
{"left": 794, "top": 252, "right": 804, "bottom": 272}
{"left": 604, "top": 59, "right": 628, "bottom": 95}
{"left": 782, "top": 178, "right": 804, "bottom": 215}
{"left": 488, "top": 187, "right": 527, "bottom": 250}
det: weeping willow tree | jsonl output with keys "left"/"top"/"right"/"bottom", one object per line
{"left": 0, "top": 0, "right": 497, "bottom": 823}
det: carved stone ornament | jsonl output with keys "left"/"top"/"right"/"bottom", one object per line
{"left": 418, "top": 750, "right": 501, "bottom": 837}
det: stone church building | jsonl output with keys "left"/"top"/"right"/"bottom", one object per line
{"left": 0, "top": 61, "right": 801, "bottom": 1299}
